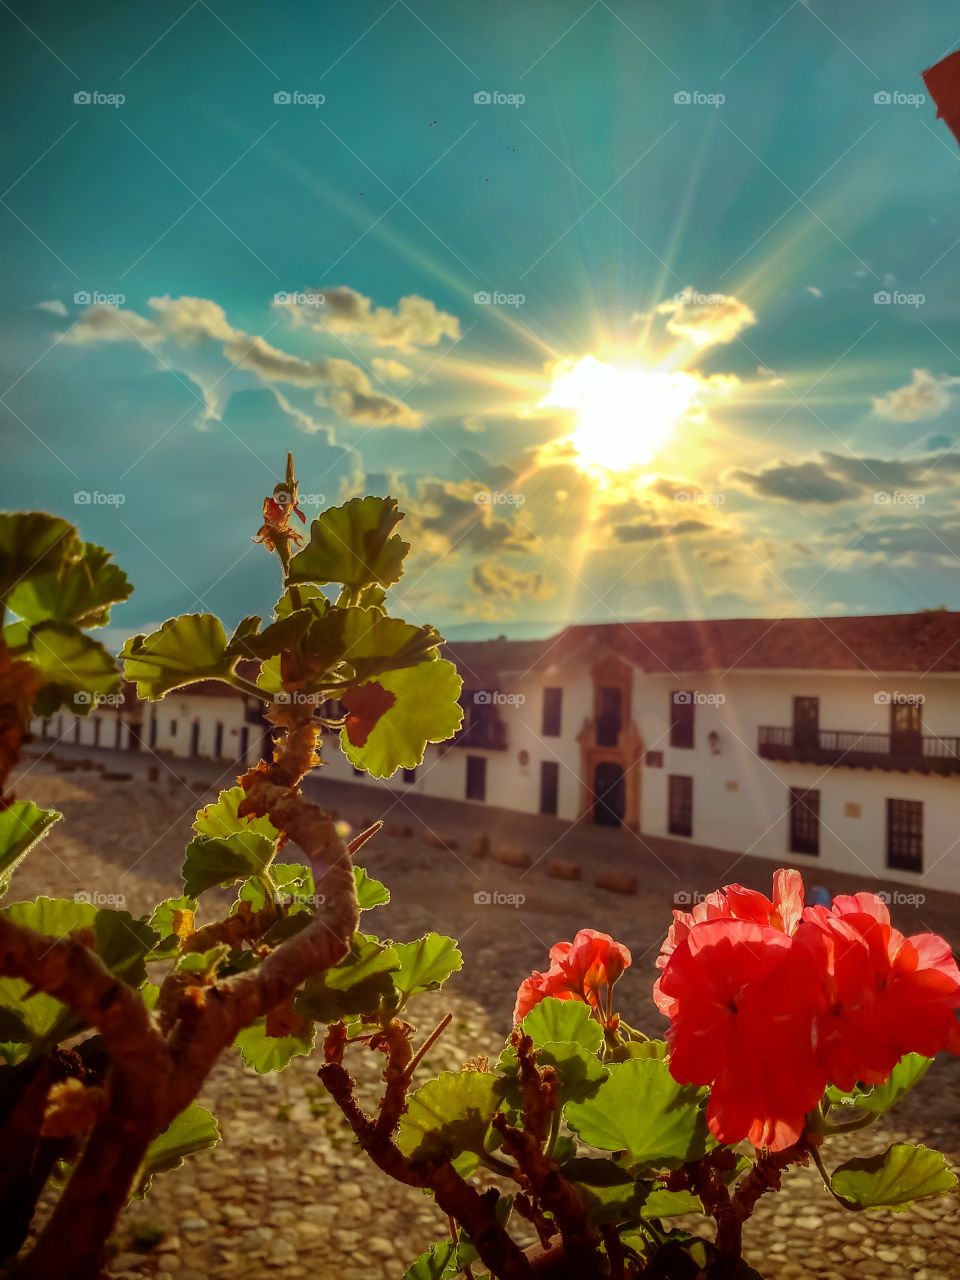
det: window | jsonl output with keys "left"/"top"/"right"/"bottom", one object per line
{"left": 93, "top": 717, "right": 101, "bottom": 747}
{"left": 466, "top": 755, "right": 487, "bottom": 802}
{"left": 402, "top": 767, "right": 417, "bottom": 785}
{"left": 670, "top": 693, "right": 694, "bottom": 749}
{"left": 214, "top": 722, "right": 224, "bottom": 757}
{"left": 539, "top": 760, "right": 559, "bottom": 815}
{"left": 668, "top": 775, "right": 693, "bottom": 837}
{"left": 792, "top": 697, "right": 820, "bottom": 749}
{"left": 170, "top": 719, "right": 178, "bottom": 736}
{"left": 890, "top": 700, "right": 923, "bottom": 755}
{"left": 887, "top": 798, "right": 923, "bottom": 872}
{"left": 789, "top": 787, "right": 820, "bottom": 856}
{"left": 542, "top": 687, "right": 563, "bottom": 737}
{"left": 597, "top": 687, "right": 623, "bottom": 747}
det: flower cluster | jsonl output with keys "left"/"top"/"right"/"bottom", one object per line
{"left": 514, "top": 928, "right": 632, "bottom": 1025}
{"left": 656, "top": 870, "right": 960, "bottom": 1150}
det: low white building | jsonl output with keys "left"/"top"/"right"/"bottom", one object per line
{"left": 34, "top": 613, "right": 960, "bottom": 894}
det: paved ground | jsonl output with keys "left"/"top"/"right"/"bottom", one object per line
{"left": 6, "top": 743, "right": 960, "bottom": 1280}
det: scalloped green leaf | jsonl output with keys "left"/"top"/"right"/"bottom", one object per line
{"left": 296, "top": 933, "right": 400, "bottom": 1023}
{"left": 287, "top": 495, "right": 409, "bottom": 591}
{"left": 121, "top": 613, "right": 233, "bottom": 699}
{"left": 827, "top": 1053, "right": 932, "bottom": 1117}
{"left": 519, "top": 997, "right": 604, "bottom": 1054}
{"left": 396, "top": 1071, "right": 503, "bottom": 1162}
{"left": 0, "top": 801, "right": 61, "bottom": 894}
{"left": 136, "top": 1103, "right": 220, "bottom": 1196}
{"left": 194, "top": 786, "right": 279, "bottom": 842}
{"left": 832, "top": 1143, "right": 957, "bottom": 1211}
{"left": 225, "top": 608, "right": 314, "bottom": 659}
{"left": 391, "top": 933, "right": 462, "bottom": 1003}
{"left": 148, "top": 895, "right": 197, "bottom": 957}
{"left": 340, "top": 658, "right": 463, "bottom": 778}
{"left": 0, "top": 513, "right": 75, "bottom": 602}
{"left": 8, "top": 541, "right": 131, "bottom": 629}
{"left": 641, "top": 1186, "right": 704, "bottom": 1218}
{"left": 0, "top": 897, "right": 158, "bottom": 1046}
{"left": 400, "top": 1242, "right": 459, "bottom": 1280}
{"left": 17, "top": 623, "right": 119, "bottom": 715}
{"left": 566, "top": 1059, "right": 709, "bottom": 1168}
{"left": 181, "top": 831, "right": 278, "bottom": 897}
{"left": 560, "top": 1158, "right": 646, "bottom": 1225}
{"left": 354, "top": 865, "right": 390, "bottom": 911}
{"left": 302, "top": 608, "right": 443, "bottom": 682}
{"left": 235, "top": 1016, "right": 317, "bottom": 1073}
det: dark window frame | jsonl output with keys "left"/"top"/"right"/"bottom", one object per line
{"left": 402, "top": 767, "right": 417, "bottom": 785}
{"left": 887, "top": 798, "right": 923, "bottom": 872}
{"left": 788, "top": 786, "right": 821, "bottom": 856}
{"left": 466, "top": 755, "right": 487, "bottom": 802}
{"left": 542, "top": 687, "right": 563, "bottom": 737}
{"left": 539, "top": 759, "right": 559, "bottom": 815}
{"left": 667, "top": 774, "right": 693, "bottom": 837}
{"left": 670, "top": 692, "right": 695, "bottom": 749}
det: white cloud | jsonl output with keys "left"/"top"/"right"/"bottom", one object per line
{"left": 805, "top": 285, "right": 823, "bottom": 298}
{"left": 652, "top": 287, "right": 757, "bottom": 349}
{"left": 275, "top": 285, "right": 460, "bottom": 350}
{"left": 872, "top": 369, "right": 960, "bottom": 423}
{"left": 36, "top": 299, "right": 67, "bottom": 317}
{"left": 371, "top": 357, "right": 413, "bottom": 381}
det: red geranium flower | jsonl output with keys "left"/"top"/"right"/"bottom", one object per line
{"left": 514, "top": 929, "right": 632, "bottom": 1025}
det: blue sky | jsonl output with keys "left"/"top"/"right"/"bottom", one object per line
{"left": 1, "top": 0, "right": 959, "bottom": 642}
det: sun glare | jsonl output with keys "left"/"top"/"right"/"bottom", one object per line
{"left": 541, "top": 355, "right": 702, "bottom": 472}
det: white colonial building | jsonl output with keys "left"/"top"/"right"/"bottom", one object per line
{"left": 33, "top": 613, "right": 960, "bottom": 894}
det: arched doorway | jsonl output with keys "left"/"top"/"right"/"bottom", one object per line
{"left": 593, "top": 761, "right": 625, "bottom": 827}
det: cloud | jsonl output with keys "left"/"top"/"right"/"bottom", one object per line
{"left": 470, "top": 560, "right": 555, "bottom": 600}
{"left": 275, "top": 286, "right": 460, "bottom": 350}
{"left": 925, "top": 433, "right": 956, "bottom": 451}
{"left": 805, "top": 286, "right": 823, "bottom": 298}
{"left": 612, "top": 516, "right": 710, "bottom": 542}
{"left": 732, "top": 460, "right": 862, "bottom": 504}
{"left": 36, "top": 299, "right": 67, "bottom": 317}
{"left": 64, "top": 296, "right": 420, "bottom": 427}
{"left": 371, "top": 357, "right": 412, "bottom": 381}
{"left": 417, "top": 479, "right": 531, "bottom": 555}
{"left": 872, "top": 369, "right": 960, "bottom": 423}
{"left": 732, "top": 448, "right": 960, "bottom": 505}
{"left": 653, "top": 287, "right": 757, "bottom": 349}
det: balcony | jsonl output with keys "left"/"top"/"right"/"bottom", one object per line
{"left": 758, "top": 726, "right": 960, "bottom": 776}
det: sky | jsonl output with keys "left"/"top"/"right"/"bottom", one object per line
{"left": 1, "top": 0, "right": 959, "bottom": 645}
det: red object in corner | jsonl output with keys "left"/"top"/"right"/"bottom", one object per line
{"left": 923, "top": 50, "right": 960, "bottom": 144}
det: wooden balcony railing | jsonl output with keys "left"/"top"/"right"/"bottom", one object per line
{"left": 757, "top": 726, "right": 960, "bottom": 776}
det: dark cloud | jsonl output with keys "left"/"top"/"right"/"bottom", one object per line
{"left": 471, "top": 560, "right": 555, "bottom": 600}
{"left": 613, "top": 517, "right": 709, "bottom": 542}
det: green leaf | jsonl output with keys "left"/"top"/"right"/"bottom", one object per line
{"left": 827, "top": 1054, "right": 932, "bottom": 1117}
{"left": 194, "top": 786, "right": 279, "bottom": 842}
{"left": 831, "top": 1143, "right": 958, "bottom": 1211}
{"left": 354, "top": 865, "right": 390, "bottom": 911}
{"left": 520, "top": 997, "right": 604, "bottom": 1054}
{"left": 121, "top": 614, "right": 234, "bottom": 699}
{"left": 641, "top": 1186, "right": 704, "bottom": 1218}
{"left": 148, "top": 895, "right": 197, "bottom": 956}
{"left": 391, "top": 933, "right": 462, "bottom": 1003}
{"left": 8, "top": 541, "right": 131, "bottom": 629}
{"left": 235, "top": 1016, "right": 317, "bottom": 1073}
{"left": 499, "top": 1039, "right": 608, "bottom": 1107}
{"left": 340, "top": 658, "right": 463, "bottom": 778}
{"left": 17, "top": 623, "right": 119, "bottom": 715}
{"left": 287, "top": 495, "right": 409, "bottom": 591}
{"left": 226, "top": 609, "right": 314, "bottom": 659}
{"left": 275, "top": 583, "right": 328, "bottom": 619}
{"left": 566, "top": 1059, "right": 709, "bottom": 1168}
{"left": 237, "top": 861, "right": 314, "bottom": 913}
{"left": 303, "top": 608, "right": 443, "bottom": 682}
{"left": 560, "top": 1158, "right": 646, "bottom": 1225}
{"left": 396, "top": 1071, "right": 503, "bottom": 1162}
{"left": 401, "top": 1242, "right": 459, "bottom": 1280}
{"left": 0, "top": 897, "right": 157, "bottom": 1046}
{"left": 176, "top": 944, "right": 230, "bottom": 976}
{"left": 0, "top": 802, "right": 61, "bottom": 894}
{"left": 136, "top": 1103, "right": 220, "bottom": 1195}
{"left": 0, "top": 513, "right": 75, "bottom": 603}
{"left": 181, "top": 831, "right": 277, "bottom": 897}
{"left": 296, "top": 933, "right": 400, "bottom": 1023}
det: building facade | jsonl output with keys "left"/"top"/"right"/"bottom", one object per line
{"left": 33, "top": 613, "right": 960, "bottom": 895}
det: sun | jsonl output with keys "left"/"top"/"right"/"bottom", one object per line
{"left": 541, "top": 355, "right": 702, "bottom": 472}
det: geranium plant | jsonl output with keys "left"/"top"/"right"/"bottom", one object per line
{"left": 0, "top": 457, "right": 956, "bottom": 1280}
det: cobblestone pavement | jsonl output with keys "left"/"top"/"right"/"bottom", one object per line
{"left": 8, "top": 747, "right": 960, "bottom": 1280}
